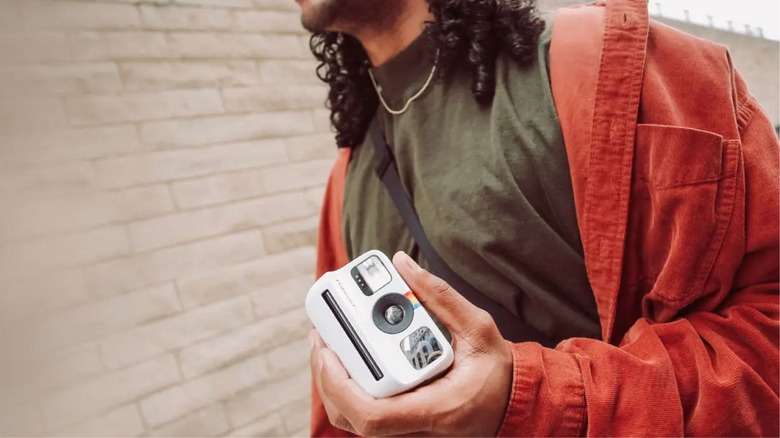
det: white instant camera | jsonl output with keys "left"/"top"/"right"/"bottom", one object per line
{"left": 305, "top": 250, "right": 454, "bottom": 398}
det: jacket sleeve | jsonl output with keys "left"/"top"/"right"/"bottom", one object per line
{"left": 310, "top": 149, "right": 357, "bottom": 437}
{"left": 497, "top": 78, "right": 779, "bottom": 436}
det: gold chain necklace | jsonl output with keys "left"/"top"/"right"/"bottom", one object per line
{"left": 367, "top": 49, "right": 440, "bottom": 115}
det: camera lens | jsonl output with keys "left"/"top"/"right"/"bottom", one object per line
{"left": 384, "top": 305, "right": 404, "bottom": 325}
{"left": 372, "top": 293, "right": 414, "bottom": 334}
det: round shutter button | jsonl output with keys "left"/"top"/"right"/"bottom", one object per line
{"left": 384, "top": 305, "right": 405, "bottom": 325}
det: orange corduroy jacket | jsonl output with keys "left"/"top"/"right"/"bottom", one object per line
{"left": 310, "top": 0, "right": 780, "bottom": 435}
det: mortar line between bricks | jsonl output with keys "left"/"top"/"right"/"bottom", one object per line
{"left": 66, "top": 108, "right": 230, "bottom": 129}
{"left": 137, "top": 129, "right": 327, "bottom": 153}
{"left": 224, "top": 411, "right": 285, "bottom": 438}
{"left": 0, "top": 209, "right": 319, "bottom": 264}
{"left": 281, "top": 136, "right": 294, "bottom": 163}
{"left": 75, "top": 319, "right": 292, "bottom": 405}
{"left": 39, "top": 353, "right": 186, "bottom": 435}
{"left": 108, "top": 182, "right": 324, "bottom": 220}
{"left": 63, "top": 105, "right": 326, "bottom": 130}
{"left": 0, "top": 139, "right": 335, "bottom": 178}
{"left": 145, "top": 28, "right": 310, "bottom": 36}
{"left": 0, "top": 175, "right": 325, "bottom": 245}
{"left": 113, "top": 130, "right": 332, "bottom": 159}
{"left": 42, "top": 402, "right": 129, "bottom": 435}
{"left": 158, "top": 152, "right": 336, "bottom": 186}
{"left": 134, "top": 399, "right": 153, "bottom": 435}
{"left": 125, "top": 223, "right": 266, "bottom": 255}
{"left": 6, "top": 57, "right": 319, "bottom": 67}
{"left": 277, "top": 395, "right": 314, "bottom": 435}
{"left": 4, "top": 122, "right": 331, "bottom": 169}
{"left": 3, "top": 264, "right": 258, "bottom": 328}
{"left": 41, "top": 350, "right": 308, "bottom": 435}
{"left": 52, "top": 85, "right": 309, "bottom": 98}
{"left": 165, "top": 181, "right": 182, "bottom": 211}
{"left": 92, "top": 308, "right": 258, "bottom": 378}
{"left": 0, "top": 222, "right": 135, "bottom": 255}
{"left": 89, "top": 1, "right": 285, "bottom": 12}
{"left": 225, "top": 363, "right": 312, "bottom": 432}
{"left": 127, "top": 207, "right": 322, "bottom": 254}
{"left": 0, "top": 180, "right": 183, "bottom": 239}
{"left": 156, "top": 178, "right": 327, "bottom": 213}
{"left": 250, "top": 293, "right": 263, "bottom": 321}
{"left": 170, "top": 280, "right": 186, "bottom": 313}
{"left": 7, "top": 288, "right": 190, "bottom": 359}
{"left": 96, "top": 159, "right": 331, "bottom": 194}
{"left": 173, "top": 350, "right": 186, "bottom": 383}
{"left": 175, "top": 307, "right": 313, "bottom": 380}
{"left": 144, "top": 401, "right": 232, "bottom": 436}
{"left": 28, "top": 55, "right": 316, "bottom": 65}
{"left": 123, "top": 222, "right": 136, "bottom": 254}
{"left": 1, "top": 223, "right": 316, "bottom": 295}
{"left": 1, "top": 102, "right": 326, "bottom": 122}
{"left": 124, "top": 347, "right": 305, "bottom": 430}
{"left": 221, "top": 399, "right": 236, "bottom": 432}
{"left": 42, "top": 25, "right": 311, "bottom": 35}
{"left": 4, "top": 260, "right": 304, "bottom": 334}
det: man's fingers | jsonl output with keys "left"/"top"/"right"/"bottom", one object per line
{"left": 317, "top": 349, "right": 377, "bottom": 432}
{"left": 319, "top": 348, "right": 439, "bottom": 436}
{"left": 312, "top": 331, "right": 431, "bottom": 435}
{"left": 318, "top": 347, "right": 352, "bottom": 383}
{"left": 392, "top": 251, "right": 489, "bottom": 338}
{"left": 309, "top": 330, "right": 326, "bottom": 397}
{"left": 318, "top": 348, "right": 372, "bottom": 413}
{"left": 310, "top": 330, "right": 356, "bottom": 434}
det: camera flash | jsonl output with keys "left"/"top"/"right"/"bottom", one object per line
{"left": 357, "top": 256, "right": 391, "bottom": 292}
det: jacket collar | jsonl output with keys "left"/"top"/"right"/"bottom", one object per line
{"left": 550, "top": 0, "right": 650, "bottom": 342}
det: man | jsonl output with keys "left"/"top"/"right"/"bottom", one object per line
{"left": 298, "top": 0, "right": 780, "bottom": 435}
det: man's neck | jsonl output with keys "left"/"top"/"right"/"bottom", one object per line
{"left": 354, "top": 1, "right": 433, "bottom": 67}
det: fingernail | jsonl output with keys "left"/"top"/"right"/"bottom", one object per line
{"left": 401, "top": 251, "right": 422, "bottom": 272}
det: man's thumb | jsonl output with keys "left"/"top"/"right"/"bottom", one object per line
{"left": 392, "top": 251, "right": 481, "bottom": 337}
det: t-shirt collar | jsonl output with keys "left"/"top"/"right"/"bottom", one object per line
{"left": 369, "top": 32, "right": 436, "bottom": 109}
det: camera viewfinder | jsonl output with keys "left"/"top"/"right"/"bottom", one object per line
{"left": 351, "top": 255, "right": 392, "bottom": 296}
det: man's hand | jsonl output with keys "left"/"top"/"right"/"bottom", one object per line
{"left": 310, "top": 251, "right": 514, "bottom": 436}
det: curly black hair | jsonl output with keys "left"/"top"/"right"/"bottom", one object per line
{"left": 310, "top": 0, "right": 545, "bottom": 148}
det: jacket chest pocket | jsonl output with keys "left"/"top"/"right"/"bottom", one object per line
{"left": 624, "top": 124, "right": 739, "bottom": 309}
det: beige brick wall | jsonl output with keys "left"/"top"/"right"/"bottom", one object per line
{"left": 0, "top": 0, "right": 331, "bottom": 435}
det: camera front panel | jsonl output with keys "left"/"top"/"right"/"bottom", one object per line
{"left": 306, "top": 250, "right": 453, "bottom": 397}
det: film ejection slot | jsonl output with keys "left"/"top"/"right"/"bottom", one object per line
{"left": 321, "top": 290, "right": 384, "bottom": 381}
{"left": 351, "top": 255, "right": 392, "bottom": 295}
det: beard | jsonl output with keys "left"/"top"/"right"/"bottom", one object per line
{"left": 299, "top": 0, "right": 404, "bottom": 34}
{"left": 299, "top": 0, "right": 341, "bottom": 32}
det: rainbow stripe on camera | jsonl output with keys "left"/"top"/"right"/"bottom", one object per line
{"left": 404, "top": 291, "right": 421, "bottom": 310}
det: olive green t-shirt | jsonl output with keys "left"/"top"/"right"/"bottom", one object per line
{"left": 342, "top": 20, "right": 600, "bottom": 342}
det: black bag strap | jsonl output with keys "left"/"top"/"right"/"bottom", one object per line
{"left": 369, "top": 119, "right": 554, "bottom": 346}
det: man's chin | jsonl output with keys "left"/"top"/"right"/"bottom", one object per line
{"left": 297, "top": 0, "right": 339, "bottom": 33}
{"left": 300, "top": 16, "right": 326, "bottom": 33}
